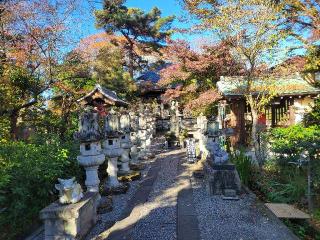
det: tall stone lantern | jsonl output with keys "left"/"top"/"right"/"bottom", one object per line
{"left": 103, "top": 108, "right": 127, "bottom": 193}
{"left": 76, "top": 84, "right": 128, "bottom": 193}
{"left": 74, "top": 106, "right": 105, "bottom": 193}
{"left": 129, "top": 111, "right": 139, "bottom": 164}
{"left": 138, "top": 111, "right": 148, "bottom": 160}
{"left": 119, "top": 111, "right": 132, "bottom": 174}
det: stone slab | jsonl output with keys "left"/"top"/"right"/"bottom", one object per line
{"left": 40, "top": 192, "right": 99, "bottom": 240}
{"left": 265, "top": 203, "right": 310, "bottom": 219}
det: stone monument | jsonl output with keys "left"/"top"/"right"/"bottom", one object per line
{"left": 204, "top": 140, "right": 241, "bottom": 199}
{"left": 119, "top": 112, "right": 132, "bottom": 174}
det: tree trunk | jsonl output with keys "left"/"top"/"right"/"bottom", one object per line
{"left": 128, "top": 43, "right": 134, "bottom": 78}
{"left": 307, "top": 156, "right": 314, "bottom": 213}
{"left": 10, "top": 110, "right": 19, "bottom": 141}
{"left": 251, "top": 107, "right": 262, "bottom": 166}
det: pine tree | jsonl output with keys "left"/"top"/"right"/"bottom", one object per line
{"left": 95, "top": 0, "right": 174, "bottom": 78}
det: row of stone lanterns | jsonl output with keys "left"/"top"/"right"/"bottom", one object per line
{"left": 74, "top": 85, "right": 158, "bottom": 198}
{"left": 39, "top": 86, "right": 158, "bottom": 240}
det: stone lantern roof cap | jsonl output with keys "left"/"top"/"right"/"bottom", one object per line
{"left": 77, "top": 84, "right": 128, "bottom": 107}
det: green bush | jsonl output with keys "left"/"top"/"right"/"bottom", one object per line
{"left": 269, "top": 124, "right": 320, "bottom": 165}
{"left": 230, "top": 149, "right": 253, "bottom": 186}
{"left": 304, "top": 99, "right": 320, "bottom": 127}
{"left": 0, "top": 139, "right": 82, "bottom": 239}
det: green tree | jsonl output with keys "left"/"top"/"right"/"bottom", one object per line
{"left": 95, "top": 0, "right": 174, "bottom": 78}
{"left": 183, "top": 0, "right": 287, "bottom": 165}
{"left": 93, "top": 46, "right": 137, "bottom": 99}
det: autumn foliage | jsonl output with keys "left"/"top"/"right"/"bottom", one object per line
{"left": 159, "top": 39, "right": 242, "bottom": 112}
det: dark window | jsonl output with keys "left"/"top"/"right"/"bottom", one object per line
{"left": 85, "top": 144, "right": 91, "bottom": 151}
{"left": 108, "top": 140, "right": 113, "bottom": 145}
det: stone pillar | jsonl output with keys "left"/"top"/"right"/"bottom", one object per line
{"left": 103, "top": 109, "right": 127, "bottom": 193}
{"left": 107, "top": 156, "right": 120, "bottom": 187}
{"left": 130, "top": 132, "right": 139, "bottom": 163}
{"left": 195, "top": 114, "right": 208, "bottom": 160}
{"left": 120, "top": 133, "right": 131, "bottom": 174}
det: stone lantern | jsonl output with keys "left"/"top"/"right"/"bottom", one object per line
{"left": 76, "top": 84, "right": 128, "bottom": 193}
{"left": 144, "top": 108, "right": 156, "bottom": 158}
{"left": 137, "top": 112, "right": 148, "bottom": 160}
{"left": 119, "top": 112, "right": 132, "bottom": 174}
{"left": 103, "top": 108, "right": 127, "bottom": 192}
{"left": 129, "top": 111, "right": 139, "bottom": 163}
{"left": 195, "top": 114, "right": 208, "bottom": 160}
{"left": 75, "top": 106, "right": 105, "bottom": 193}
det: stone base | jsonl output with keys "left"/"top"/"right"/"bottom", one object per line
{"left": 146, "top": 153, "right": 156, "bottom": 159}
{"left": 98, "top": 196, "right": 113, "bottom": 214}
{"left": 204, "top": 161, "right": 241, "bottom": 195}
{"left": 117, "top": 169, "right": 132, "bottom": 176}
{"left": 193, "top": 170, "right": 204, "bottom": 179}
{"left": 102, "top": 182, "right": 129, "bottom": 195}
{"left": 40, "top": 192, "right": 99, "bottom": 240}
{"left": 129, "top": 163, "right": 146, "bottom": 171}
{"left": 118, "top": 171, "right": 141, "bottom": 182}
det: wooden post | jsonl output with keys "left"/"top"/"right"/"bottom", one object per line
{"left": 230, "top": 99, "right": 246, "bottom": 146}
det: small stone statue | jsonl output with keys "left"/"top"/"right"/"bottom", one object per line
{"left": 55, "top": 178, "right": 83, "bottom": 204}
{"left": 208, "top": 142, "right": 229, "bottom": 164}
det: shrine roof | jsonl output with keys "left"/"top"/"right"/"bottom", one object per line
{"left": 77, "top": 84, "right": 128, "bottom": 107}
{"left": 217, "top": 74, "right": 320, "bottom": 98}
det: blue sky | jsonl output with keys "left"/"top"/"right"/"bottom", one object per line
{"left": 69, "top": 0, "right": 206, "bottom": 47}
{"left": 66, "top": 0, "right": 304, "bottom": 64}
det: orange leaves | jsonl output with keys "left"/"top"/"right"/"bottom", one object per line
{"left": 158, "top": 64, "right": 191, "bottom": 86}
{"left": 185, "top": 89, "right": 222, "bottom": 110}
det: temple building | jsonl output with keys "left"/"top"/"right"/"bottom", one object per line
{"left": 216, "top": 73, "right": 320, "bottom": 145}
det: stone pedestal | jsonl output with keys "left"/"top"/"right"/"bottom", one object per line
{"left": 40, "top": 192, "right": 99, "bottom": 240}
{"left": 107, "top": 157, "right": 121, "bottom": 187}
{"left": 204, "top": 161, "right": 241, "bottom": 195}
{"left": 119, "top": 133, "right": 131, "bottom": 174}
{"left": 77, "top": 147, "right": 105, "bottom": 193}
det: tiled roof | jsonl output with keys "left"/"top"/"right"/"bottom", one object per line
{"left": 77, "top": 84, "right": 128, "bottom": 106}
{"left": 137, "top": 63, "right": 172, "bottom": 84}
{"left": 217, "top": 74, "right": 320, "bottom": 97}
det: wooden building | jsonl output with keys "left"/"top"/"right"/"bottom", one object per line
{"left": 216, "top": 74, "right": 320, "bottom": 145}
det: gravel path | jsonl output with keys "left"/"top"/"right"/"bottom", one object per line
{"left": 191, "top": 175, "right": 299, "bottom": 240}
{"left": 87, "top": 148, "right": 298, "bottom": 240}
{"left": 93, "top": 149, "right": 185, "bottom": 240}
{"left": 30, "top": 148, "right": 298, "bottom": 240}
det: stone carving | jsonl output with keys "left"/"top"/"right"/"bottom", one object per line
{"left": 74, "top": 107, "right": 102, "bottom": 142}
{"left": 55, "top": 178, "right": 83, "bottom": 204}
{"left": 207, "top": 142, "right": 229, "bottom": 164}
{"left": 105, "top": 108, "right": 121, "bottom": 133}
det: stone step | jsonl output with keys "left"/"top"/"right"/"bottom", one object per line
{"left": 223, "top": 189, "right": 239, "bottom": 201}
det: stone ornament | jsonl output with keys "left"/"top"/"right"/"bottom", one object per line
{"left": 74, "top": 107, "right": 103, "bottom": 142}
{"left": 55, "top": 178, "right": 84, "bottom": 204}
{"left": 207, "top": 142, "right": 229, "bottom": 164}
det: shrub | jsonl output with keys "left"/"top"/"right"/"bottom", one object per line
{"left": 230, "top": 149, "right": 253, "bottom": 186}
{"left": 0, "top": 139, "right": 82, "bottom": 239}
{"left": 269, "top": 124, "right": 320, "bottom": 165}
